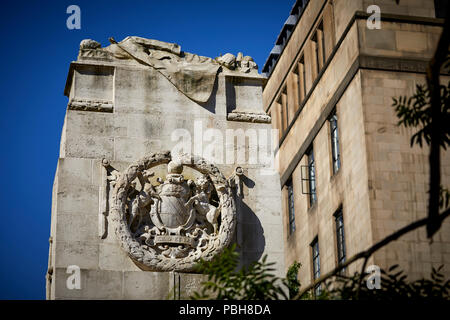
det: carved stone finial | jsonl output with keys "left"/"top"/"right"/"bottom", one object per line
{"left": 167, "top": 160, "right": 183, "bottom": 174}
{"left": 235, "top": 166, "right": 244, "bottom": 176}
{"left": 80, "top": 39, "right": 101, "bottom": 50}
{"left": 101, "top": 158, "right": 110, "bottom": 167}
{"left": 228, "top": 166, "right": 244, "bottom": 198}
{"left": 216, "top": 53, "right": 236, "bottom": 69}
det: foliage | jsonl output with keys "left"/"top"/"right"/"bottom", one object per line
{"left": 322, "top": 265, "right": 450, "bottom": 300}
{"left": 191, "top": 245, "right": 449, "bottom": 300}
{"left": 440, "top": 186, "right": 450, "bottom": 210}
{"left": 286, "top": 261, "right": 301, "bottom": 298}
{"left": 191, "top": 244, "right": 289, "bottom": 300}
{"left": 392, "top": 81, "right": 450, "bottom": 149}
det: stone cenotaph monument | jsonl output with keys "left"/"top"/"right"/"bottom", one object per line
{"left": 47, "top": 36, "right": 285, "bottom": 299}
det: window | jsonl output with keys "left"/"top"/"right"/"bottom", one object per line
{"left": 287, "top": 178, "right": 295, "bottom": 235}
{"left": 270, "top": 107, "right": 282, "bottom": 141}
{"left": 277, "top": 86, "right": 289, "bottom": 134}
{"left": 312, "top": 34, "right": 319, "bottom": 76}
{"left": 307, "top": 147, "right": 317, "bottom": 206}
{"left": 282, "top": 86, "right": 289, "bottom": 125}
{"left": 435, "top": 0, "right": 449, "bottom": 19}
{"left": 334, "top": 208, "right": 346, "bottom": 270}
{"left": 277, "top": 96, "right": 285, "bottom": 133}
{"left": 318, "top": 22, "right": 326, "bottom": 68}
{"left": 293, "top": 66, "right": 300, "bottom": 106}
{"left": 311, "top": 237, "right": 321, "bottom": 296}
{"left": 329, "top": 111, "right": 341, "bottom": 174}
{"left": 312, "top": 21, "right": 325, "bottom": 77}
{"left": 295, "top": 55, "right": 307, "bottom": 104}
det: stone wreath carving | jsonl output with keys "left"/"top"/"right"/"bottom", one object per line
{"left": 111, "top": 151, "right": 236, "bottom": 272}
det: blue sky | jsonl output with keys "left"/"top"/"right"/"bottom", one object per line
{"left": 0, "top": 0, "right": 294, "bottom": 299}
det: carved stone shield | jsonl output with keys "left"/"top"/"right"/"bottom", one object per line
{"left": 156, "top": 195, "right": 189, "bottom": 228}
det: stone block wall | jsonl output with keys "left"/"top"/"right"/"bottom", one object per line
{"left": 282, "top": 72, "right": 373, "bottom": 285}
{"left": 48, "top": 51, "right": 285, "bottom": 299}
{"left": 361, "top": 69, "right": 450, "bottom": 280}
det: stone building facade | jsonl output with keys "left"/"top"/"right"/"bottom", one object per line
{"left": 262, "top": 0, "right": 450, "bottom": 290}
{"left": 47, "top": 37, "right": 285, "bottom": 299}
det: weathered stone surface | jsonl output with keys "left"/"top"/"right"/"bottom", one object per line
{"left": 52, "top": 268, "right": 205, "bottom": 300}
{"left": 123, "top": 271, "right": 171, "bottom": 299}
{"left": 48, "top": 37, "right": 283, "bottom": 300}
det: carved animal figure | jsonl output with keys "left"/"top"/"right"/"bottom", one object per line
{"left": 129, "top": 171, "right": 160, "bottom": 230}
{"left": 189, "top": 175, "right": 221, "bottom": 233}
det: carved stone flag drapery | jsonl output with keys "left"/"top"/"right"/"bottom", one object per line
{"left": 106, "top": 37, "right": 221, "bottom": 103}
{"left": 78, "top": 36, "right": 259, "bottom": 104}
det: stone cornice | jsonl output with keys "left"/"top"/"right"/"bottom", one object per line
{"left": 278, "top": 52, "right": 450, "bottom": 187}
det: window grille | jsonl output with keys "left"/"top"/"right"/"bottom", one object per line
{"left": 311, "top": 237, "right": 321, "bottom": 296}
{"left": 287, "top": 178, "right": 295, "bottom": 235}
{"left": 329, "top": 111, "right": 341, "bottom": 174}
{"left": 334, "top": 208, "right": 346, "bottom": 272}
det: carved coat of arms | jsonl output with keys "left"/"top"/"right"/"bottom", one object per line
{"left": 111, "top": 152, "right": 237, "bottom": 272}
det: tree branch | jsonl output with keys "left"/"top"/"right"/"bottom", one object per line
{"left": 426, "top": 6, "right": 450, "bottom": 238}
{"left": 294, "top": 208, "right": 450, "bottom": 299}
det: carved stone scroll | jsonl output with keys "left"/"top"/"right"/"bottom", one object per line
{"left": 228, "top": 166, "right": 244, "bottom": 197}
{"left": 98, "top": 159, "right": 120, "bottom": 239}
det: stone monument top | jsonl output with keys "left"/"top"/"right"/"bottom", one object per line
{"left": 48, "top": 34, "right": 284, "bottom": 299}
{"left": 77, "top": 36, "right": 262, "bottom": 103}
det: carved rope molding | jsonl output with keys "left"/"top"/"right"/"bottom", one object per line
{"left": 98, "top": 159, "right": 120, "bottom": 239}
{"left": 227, "top": 111, "right": 271, "bottom": 123}
{"left": 111, "top": 151, "right": 237, "bottom": 272}
{"left": 68, "top": 98, "right": 114, "bottom": 113}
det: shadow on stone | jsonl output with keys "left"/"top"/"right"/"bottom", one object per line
{"left": 241, "top": 174, "right": 255, "bottom": 193}
{"left": 235, "top": 196, "right": 265, "bottom": 270}
{"left": 198, "top": 73, "right": 219, "bottom": 114}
